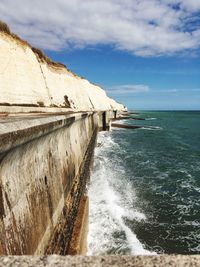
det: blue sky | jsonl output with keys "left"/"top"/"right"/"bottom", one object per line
{"left": 0, "top": 0, "right": 200, "bottom": 110}
{"left": 47, "top": 46, "right": 200, "bottom": 110}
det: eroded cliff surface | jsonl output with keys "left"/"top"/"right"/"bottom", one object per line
{"left": 0, "top": 28, "right": 124, "bottom": 112}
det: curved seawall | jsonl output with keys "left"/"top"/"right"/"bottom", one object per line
{"left": 0, "top": 23, "right": 125, "bottom": 255}
{"left": 0, "top": 108, "right": 120, "bottom": 255}
{"left": 0, "top": 112, "right": 94, "bottom": 254}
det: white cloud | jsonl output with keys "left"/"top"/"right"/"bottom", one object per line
{"left": 106, "top": 85, "right": 200, "bottom": 95}
{"left": 107, "top": 84, "right": 150, "bottom": 94}
{"left": 0, "top": 0, "right": 200, "bottom": 56}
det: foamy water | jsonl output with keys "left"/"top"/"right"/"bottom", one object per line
{"left": 88, "top": 133, "right": 155, "bottom": 255}
{"left": 88, "top": 111, "right": 200, "bottom": 255}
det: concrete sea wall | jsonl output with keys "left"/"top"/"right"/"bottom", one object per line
{"left": 0, "top": 110, "right": 116, "bottom": 255}
{"left": 0, "top": 112, "right": 95, "bottom": 254}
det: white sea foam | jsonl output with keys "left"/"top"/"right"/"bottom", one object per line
{"left": 146, "top": 118, "right": 157, "bottom": 120}
{"left": 114, "top": 119, "right": 129, "bottom": 125}
{"left": 184, "top": 220, "right": 200, "bottom": 226}
{"left": 88, "top": 132, "right": 155, "bottom": 255}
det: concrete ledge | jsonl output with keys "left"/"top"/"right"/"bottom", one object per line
{"left": 0, "top": 255, "right": 199, "bottom": 266}
{"left": 0, "top": 106, "right": 118, "bottom": 115}
{"left": 0, "top": 106, "right": 74, "bottom": 114}
{"left": 0, "top": 112, "right": 93, "bottom": 154}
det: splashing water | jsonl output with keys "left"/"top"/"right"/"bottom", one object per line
{"left": 88, "top": 111, "right": 200, "bottom": 255}
{"left": 88, "top": 133, "right": 154, "bottom": 255}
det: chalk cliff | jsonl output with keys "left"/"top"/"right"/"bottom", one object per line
{"left": 0, "top": 28, "right": 124, "bottom": 112}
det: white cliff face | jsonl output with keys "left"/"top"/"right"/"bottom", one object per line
{"left": 0, "top": 32, "right": 125, "bottom": 111}
{"left": 0, "top": 33, "right": 51, "bottom": 106}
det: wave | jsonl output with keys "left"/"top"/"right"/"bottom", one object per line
{"left": 88, "top": 132, "right": 155, "bottom": 255}
{"left": 145, "top": 118, "right": 157, "bottom": 120}
{"left": 141, "top": 126, "right": 163, "bottom": 131}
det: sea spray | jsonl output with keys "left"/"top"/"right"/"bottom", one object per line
{"left": 88, "top": 132, "right": 153, "bottom": 255}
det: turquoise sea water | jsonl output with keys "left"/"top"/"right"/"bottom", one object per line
{"left": 88, "top": 111, "right": 200, "bottom": 255}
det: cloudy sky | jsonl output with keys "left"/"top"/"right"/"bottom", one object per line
{"left": 1, "top": 0, "right": 200, "bottom": 109}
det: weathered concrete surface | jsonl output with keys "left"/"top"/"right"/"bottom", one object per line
{"left": 0, "top": 106, "right": 73, "bottom": 115}
{"left": 0, "top": 112, "right": 75, "bottom": 154}
{"left": 0, "top": 255, "right": 199, "bottom": 267}
{"left": 67, "top": 196, "right": 89, "bottom": 255}
{"left": 45, "top": 127, "right": 97, "bottom": 255}
{"left": 0, "top": 110, "right": 117, "bottom": 255}
{"left": 0, "top": 112, "right": 99, "bottom": 255}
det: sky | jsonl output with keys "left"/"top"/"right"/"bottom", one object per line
{"left": 0, "top": 0, "right": 200, "bottom": 110}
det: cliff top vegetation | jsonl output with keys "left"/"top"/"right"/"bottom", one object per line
{"left": 0, "top": 20, "right": 70, "bottom": 70}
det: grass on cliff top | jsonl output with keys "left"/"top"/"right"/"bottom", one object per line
{"left": 0, "top": 21, "right": 86, "bottom": 79}
{"left": 0, "top": 20, "right": 76, "bottom": 71}
{"left": 0, "top": 20, "right": 11, "bottom": 34}
{"left": 0, "top": 20, "right": 33, "bottom": 48}
{"left": 31, "top": 47, "right": 66, "bottom": 68}
{"left": 31, "top": 47, "right": 80, "bottom": 76}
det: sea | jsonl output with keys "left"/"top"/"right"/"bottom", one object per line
{"left": 87, "top": 111, "right": 200, "bottom": 255}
